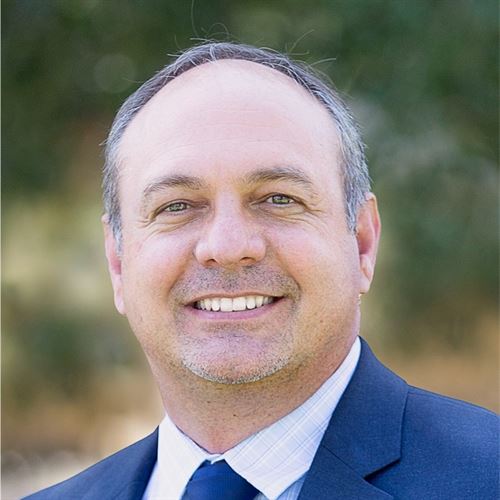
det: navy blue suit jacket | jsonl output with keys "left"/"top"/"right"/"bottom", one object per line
{"left": 25, "top": 339, "right": 498, "bottom": 499}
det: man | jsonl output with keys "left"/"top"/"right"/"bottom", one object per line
{"left": 26, "top": 42, "right": 497, "bottom": 500}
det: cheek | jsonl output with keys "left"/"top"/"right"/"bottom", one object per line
{"left": 122, "top": 234, "right": 195, "bottom": 302}
{"left": 272, "top": 226, "right": 359, "bottom": 291}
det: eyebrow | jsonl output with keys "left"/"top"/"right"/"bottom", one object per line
{"left": 141, "top": 174, "right": 207, "bottom": 209}
{"left": 140, "top": 165, "right": 319, "bottom": 210}
{"left": 243, "top": 166, "right": 318, "bottom": 195}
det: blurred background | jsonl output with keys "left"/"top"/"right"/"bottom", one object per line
{"left": 2, "top": 0, "right": 498, "bottom": 497}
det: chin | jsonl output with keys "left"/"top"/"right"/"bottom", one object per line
{"left": 181, "top": 351, "right": 291, "bottom": 385}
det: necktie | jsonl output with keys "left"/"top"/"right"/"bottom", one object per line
{"left": 182, "top": 460, "right": 259, "bottom": 500}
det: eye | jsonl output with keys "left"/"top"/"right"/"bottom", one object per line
{"left": 163, "top": 201, "right": 190, "bottom": 213}
{"left": 265, "top": 194, "right": 295, "bottom": 205}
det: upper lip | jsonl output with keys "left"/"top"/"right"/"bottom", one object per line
{"left": 187, "top": 292, "right": 283, "bottom": 305}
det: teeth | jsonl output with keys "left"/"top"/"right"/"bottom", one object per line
{"left": 196, "top": 295, "right": 275, "bottom": 312}
{"left": 232, "top": 297, "right": 247, "bottom": 311}
{"left": 220, "top": 298, "right": 233, "bottom": 312}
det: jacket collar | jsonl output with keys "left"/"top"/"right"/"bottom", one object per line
{"left": 85, "top": 428, "right": 158, "bottom": 500}
{"left": 298, "top": 338, "right": 408, "bottom": 500}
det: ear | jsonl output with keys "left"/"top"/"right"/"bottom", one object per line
{"left": 102, "top": 214, "right": 126, "bottom": 315}
{"left": 355, "top": 193, "right": 381, "bottom": 294}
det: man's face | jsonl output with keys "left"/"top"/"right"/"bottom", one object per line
{"left": 105, "top": 60, "right": 379, "bottom": 386}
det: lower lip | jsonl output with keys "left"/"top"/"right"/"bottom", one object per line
{"left": 187, "top": 298, "right": 283, "bottom": 320}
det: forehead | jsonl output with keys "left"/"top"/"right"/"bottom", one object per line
{"left": 117, "top": 59, "right": 341, "bottom": 189}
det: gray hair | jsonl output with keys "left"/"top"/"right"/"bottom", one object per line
{"left": 103, "top": 42, "right": 370, "bottom": 243}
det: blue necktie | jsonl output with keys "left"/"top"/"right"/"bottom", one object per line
{"left": 182, "top": 460, "right": 259, "bottom": 500}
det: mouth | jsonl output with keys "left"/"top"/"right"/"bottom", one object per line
{"left": 192, "top": 295, "right": 278, "bottom": 313}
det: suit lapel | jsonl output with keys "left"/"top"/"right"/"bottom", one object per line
{"left": 299, "top": 338, "right": 408, "bottom": 500}
{"left": 85, "top": 428, "right": 158, "bottom": 500}
{"left": 298, "top": 448, "right": 393, "bottom": 499}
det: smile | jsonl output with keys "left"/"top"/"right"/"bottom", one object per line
{"left": 194, "top": 295, "right": 275, "bottom": 312}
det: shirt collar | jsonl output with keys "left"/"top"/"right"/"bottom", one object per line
{"left": 152, "top": 337, "right": 360, "bottom": 500}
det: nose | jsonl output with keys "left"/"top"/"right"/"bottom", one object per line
{"left": 194, "top": 202, "right": 266, "bottom": 268}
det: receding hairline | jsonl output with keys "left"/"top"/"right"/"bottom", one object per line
{"left": 116, "top": 57, "right": 339, "bottom": 161}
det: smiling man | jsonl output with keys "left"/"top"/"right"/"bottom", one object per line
{"left": 26, "top": 42, "right": 496, "bottom": 500}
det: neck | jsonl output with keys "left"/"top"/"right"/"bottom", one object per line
{"left": 152, "top": 337, "right": 355, "bottom": 453}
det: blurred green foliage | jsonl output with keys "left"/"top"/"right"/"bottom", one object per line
{"left": 3, "top": 0, "right": 498, "bottom": 409}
